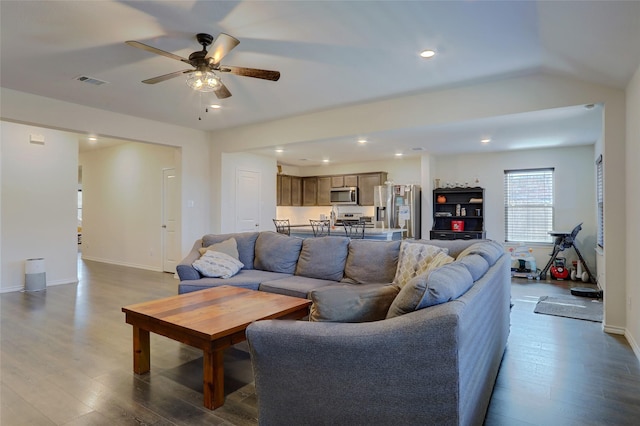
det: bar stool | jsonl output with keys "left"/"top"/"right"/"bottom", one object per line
{"left": 273, "top": 219, "right": 290, "bottom": 236}
{"left": 342, "top": 220, "right": 366, "bottom": 239}
{"left": 309, "top": 219, "right": 331, "bottom": 237}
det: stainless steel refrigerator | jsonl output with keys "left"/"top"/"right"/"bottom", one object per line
{"left": 374, "top": 184, "right": 421, "bottom": 239}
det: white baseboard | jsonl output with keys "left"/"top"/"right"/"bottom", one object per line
{"left": 625, "top": 329, "right": 640, "bottom": 362}
{"left": 81, "top": 256, "right": 162, "bottom": 272}
{"left": 0, "top": 279, "right": 78, "bottom": 294}
{"left": 603, "top": 324, "right": 626, "bottom": 335}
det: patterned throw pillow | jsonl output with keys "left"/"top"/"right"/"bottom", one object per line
{"left": 393, "top": 242, "right": 450, "bottom": 288}
{"left": 192, "top": 251, "right": 244, "bottom": 279}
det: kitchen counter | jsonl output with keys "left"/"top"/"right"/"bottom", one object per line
{"left": 288, "top": 225, "right": 405, "bottom": 241}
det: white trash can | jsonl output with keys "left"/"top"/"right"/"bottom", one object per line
{"left": 25, "top": 258, "right": 46, "bottom": 292}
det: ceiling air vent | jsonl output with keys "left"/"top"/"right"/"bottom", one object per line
{"left": 74, "top": 75, "right": 109, "bottom": 86}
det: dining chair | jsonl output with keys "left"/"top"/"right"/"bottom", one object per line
{"left": 309, "top": 219, "right": 331, "bottom": 237}
{"left": 342, "top": 220, "right": 366, "bottom": 239}
{"left": 273, "top": 219, "right": 291, "bottom": 236}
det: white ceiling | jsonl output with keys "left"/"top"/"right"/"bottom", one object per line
{"left": 2, "top": 1, "right": 639, "bottom": 165}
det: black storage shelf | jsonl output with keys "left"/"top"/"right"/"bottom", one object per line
{"left": 432, "top": 187, "right": 485, "bottom": 240}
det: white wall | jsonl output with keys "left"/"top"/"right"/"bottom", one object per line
{"left": 220, "top": 152, "right": 278, "bottom": 234}
{"left": 1, "top": 122, "right": 78, "bottom": 291}
{"left": 1, "top": 88, "right": 211, "bottom": 262}
{"left": 625, "top": 63, "right": 640, "bottom": 357}
{"left": 79, "top": 142, "right": 177, "bottom": 271}
{"left": 434, "top": 145, "right": 596, "bottom": 270}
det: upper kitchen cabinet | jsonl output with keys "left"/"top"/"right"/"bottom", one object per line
{"left": 291, "top": 176, "right": 302, "bottom": 206}
{"left": 358, "top": 172, "right": 388, "bottom": 206}
{"left": 277, "top": 175, "right": 302, "bottom": 206}
{"left": 331, "top": 175, "right": 358, "bottom": 188}
{"left": 302, "top": 177, "right": 318, "bottom": 206}
{"left": 317, "top": 176, "right": 332, "bottom": 205}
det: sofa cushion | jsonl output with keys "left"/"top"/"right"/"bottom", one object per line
{"left": 393, "top": 241, "right": 449, "bottom": 288}
{"left": 254, "top": 231, "right": 303, "bottom": 274}
{"left": 259, "top": 276, "right": 336, "bottom": 299}
{"left": 456, "top": 241, "right": 504, "bottom": 266}
{"left": 178, "top": 269, "right": 292, "bottom": 294}
{"left": 198, "top": 237, "right": 239, "bottom": 259}
{"left": 309, "top": 284, "right": 400, "bottom": 323}
{"left": 343, "top": 240, "right": 401, "bottom": 284}
{"left": 295, "top": 236, "right": 349, "bottom": 281}
{"left": 458, "top": 253, "right": 490, "bottom": 281}
{"left": 203, "top": 232, "right": 259, "bottom": 270}
{"left": 192, "top": 251, "right": 244, "bottom": 279}
{"left": 386, "top": 261, "right": 474, "bottom": 318}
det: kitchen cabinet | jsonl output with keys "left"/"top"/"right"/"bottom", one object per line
{"left": 317, "top": 176, "right": 332, "bottom": 205}
{"left": 291, "top": 176, "right": 302, "bottom": 206}
{"left": 430, "top": 187, "right": 485, "bottom": 240}
{"left": 279, "top": 175, "right": 291, "bottom": 206}
{"left": 302, "top": 177, "right": 317, "bottom": 206}
{"left": 357, "top": 172, "right": 388, "bottom": 206}
{"left": 277, "top": 175, "right": 302, "bottom": 206}
{"left": 331, "top": 175, "right": 358, "bottom": 188}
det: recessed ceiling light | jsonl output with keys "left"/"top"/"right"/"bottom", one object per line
{"left": 420, "top": 49, "right": 436, "bottom": 58}
{"left": 358, "top": 138, "right": 367, "bottom": 144}
{"left": 88, "top": 136, "right": 97, "bottom": 141}
{"left": 275, "top": 149, "right": 284, "bottom": 153}
{"left": 322, "top": 159, "right": 330, "bottom": 163}
{"left": 210, "top": 104, "right": 222, "bottom": 109}
{"left": 481, "top": 138, "right": 491, "bottom": 144}
{"left": 395, "top": 153, "right": 403, "bottom": 157}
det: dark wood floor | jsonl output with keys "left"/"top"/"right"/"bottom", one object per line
{"left": 1, "top": 257, "right": 639, "bottom": 425}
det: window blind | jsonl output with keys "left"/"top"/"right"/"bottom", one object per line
{"left": 596, "top": 155, "right": 604, "bottom": 248}
{"left": 504, "top": 168, "right": 554, "bottom": 243}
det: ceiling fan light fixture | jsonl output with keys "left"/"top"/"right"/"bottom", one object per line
{"left": 186, "top": 70, "right": 221, "bottom": 92}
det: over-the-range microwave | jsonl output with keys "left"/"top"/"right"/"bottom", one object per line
{"left": 330, "top": 187, "right": 358, "bottom": 205}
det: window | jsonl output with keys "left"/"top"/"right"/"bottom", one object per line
{"left": 596, "top": 155, "right": 603, "bottom": 248}
{"left": 504, "top": 168, "right": 554, "bottom": 243}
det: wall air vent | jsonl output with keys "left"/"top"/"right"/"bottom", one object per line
{"left": 74, "top": 75, "right": 109, "bottom": 86}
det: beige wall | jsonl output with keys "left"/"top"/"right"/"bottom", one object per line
{"left": 80, "top": 142, "right": 177, "bottom": 271}
{"left": 625, "top": 63, "right": 640, "bottom": 357}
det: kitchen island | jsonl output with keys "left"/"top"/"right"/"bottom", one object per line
{"left": 288, "top": 225, "right": 405, "bottom": 241}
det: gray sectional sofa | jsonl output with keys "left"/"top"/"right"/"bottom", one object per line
{"left": 177, "top": 231, "right": 511, "bottom": 425}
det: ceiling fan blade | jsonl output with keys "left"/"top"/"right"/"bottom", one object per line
{"left": 142, "top": 69, "right": 194, "bottom": 84}
{"left": 205, "top": 33, "right": 240, "bottom": 65}
{"left": 219, "top": 65, "right": 280, "bottom": 81}
{"left": 214, "top": 81, "right": 232, "bottom": 99}
{"left": 126, "top": 40, "right": 191, "bottom": 65}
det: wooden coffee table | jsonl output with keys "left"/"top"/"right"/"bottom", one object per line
{"left": 122, "top": 285, "right": 311, "bottom": 409}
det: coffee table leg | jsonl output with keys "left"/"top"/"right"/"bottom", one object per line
{"left": 132, "top": 326, "right": 150, "bottom": 374}
{"left": 203, "top": 348, "right": 225, "bottom": 409}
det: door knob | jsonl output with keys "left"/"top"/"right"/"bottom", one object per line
{"left": 162, "top": 225, "right": 167, "bottom": 228}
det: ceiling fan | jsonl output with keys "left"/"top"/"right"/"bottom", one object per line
{"left": 126, "top": 33, "right": 280, "bottom": 99}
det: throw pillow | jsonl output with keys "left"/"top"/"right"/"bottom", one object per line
{"left": 457, "top": 253, "right": 490, "bottom": 281}
{"left": 198, "top": 237, "right": 240, "bottom": 259}
{"left": 342, "top": 239, "right": 401, "bottom": 284}
{"left": 295, "top": 236, "right": 349, "bottom": 281}
{"left": 253, "top": 231, "right": 303, "bottom": 274}
{"left": 202, "top": 232, "right": 259, "bottom": 270}
{"left": 309, "top": 284, "right": 400, "bottom": 323}
{"left": 192, "top": 251, "right": 244, "bottom": 279}
{"left": 386, "top": 261, "right": 473, "bottom": 318}
{"left": 393, "top": 241, "right": 448, "bottom": 288}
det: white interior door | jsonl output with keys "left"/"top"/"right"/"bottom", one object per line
{"left": 162, "top": 168, "right": 178, "bottom": 273}
{"left": 236, "top": 169, "right": 261, "bottom": 232}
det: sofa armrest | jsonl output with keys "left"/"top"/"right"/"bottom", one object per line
{"left": 246, "top": 304, "right": 463, "bottom": 425}
{"left": 176, "top": 239, "right": 203, "bottom": 281}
